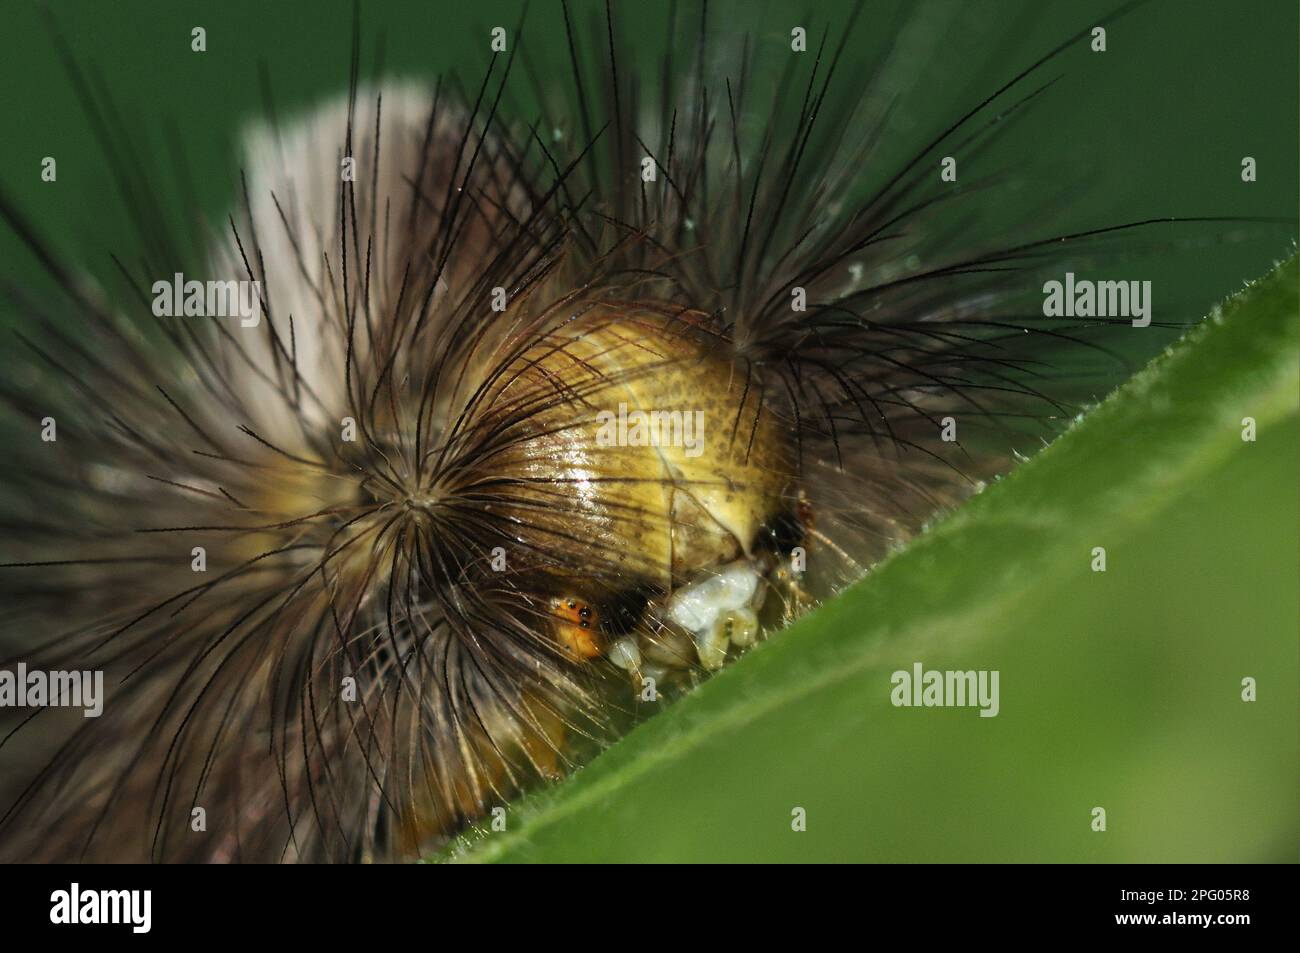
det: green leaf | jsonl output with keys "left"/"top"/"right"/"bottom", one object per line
{"left": 444, "top": 254, "right": 1299, "bottom": 863}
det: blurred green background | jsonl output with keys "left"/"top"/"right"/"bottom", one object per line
{"left": 1, "top": 1, "right": 1296, "bottom": 862}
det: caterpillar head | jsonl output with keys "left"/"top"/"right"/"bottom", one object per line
{"left": 213, "top": 87, "right": 808, "bottom": 692}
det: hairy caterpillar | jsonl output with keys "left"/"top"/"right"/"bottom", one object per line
{"left": 0, "top": 0, "right": 1292, "bottom": 863}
